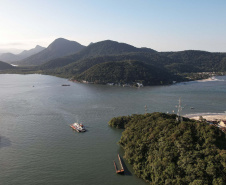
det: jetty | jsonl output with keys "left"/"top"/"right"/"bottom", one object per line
{"left": 113, "top": 154, "right": 124, "bottom": 174}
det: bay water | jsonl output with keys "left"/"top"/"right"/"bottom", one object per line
{"left": 0, "top": 74, "right": 226, "bottom": 185}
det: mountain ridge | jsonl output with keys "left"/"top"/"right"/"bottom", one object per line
{"left": 0, "top": 45, "right": 45, "bottom": 63}
{"left": 1, "top": 38, "right": 226, "bottom": 85}
{"left": 41, "top": 40, "right": 157, "bottom": 69}
{"left": 15, "top": 38, "right": 85, "bottom": 66}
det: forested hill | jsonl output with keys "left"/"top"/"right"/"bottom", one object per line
{"left": 0, "top": 61, "right": 14, "bottom": 70}
{"left": 41, "top": 40, "right": 157, "bottom": 69}
{"left": 162, "top": 50, "right": 226, "bottom": 73}
{"left": 75, "top": 60, "right": 179, "bottom": 85}
{"left": 77, "top": 40, "right": 156, "bottom": 57}
{"left": 41, "top": 45, "right": 226, "bottom": 83}
{"left": 108, "top": 112, "right": 226, "bottom": 184}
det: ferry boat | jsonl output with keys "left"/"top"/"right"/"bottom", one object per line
{"left": 70, "top": 122, "right": 86, "bottom": 132}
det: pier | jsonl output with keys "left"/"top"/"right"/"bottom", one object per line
{"left": 113, "top": 154, "right": 124, "bottom": 174}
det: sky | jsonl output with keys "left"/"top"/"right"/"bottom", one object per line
{"left": 0, "top": 0, "right": 226, "bottom": 53}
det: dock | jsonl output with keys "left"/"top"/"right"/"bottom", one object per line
{"left": 113, "top": 154, "right": 124, "bottom": 174}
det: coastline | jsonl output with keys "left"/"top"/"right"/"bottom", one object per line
{"left": 196, "top": 77, "right": 215, "bottom": 82}
{"left": 185, "top": 113, "right": 226, "bottom": 121}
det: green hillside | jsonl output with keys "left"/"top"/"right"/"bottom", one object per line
{"left": 41, "top": 40, "right": 157, "bottom": 70}
{"left": 162, "top": 50, "right": 226, "bottom": 73}
{"left": 42, "top": 48, "right": 226, "bottom": 84}
{"left": 43, "top": 52, "right": 173, "bottom": 77}
{"left": 1, "top": 39, "right": 226, "bottom": 85}
{"left": 76, "top": 40, "right": 156, "bottom": 57}
{"left": 108, "top": 112, "right": 226, "bottom": 184}
{"left": 74, "top": 60, "right": 180, "bottom": 85}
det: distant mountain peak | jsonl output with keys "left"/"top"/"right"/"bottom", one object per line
{"left": 16, "top": 38, "right": 85, "bottom": 66}
{"left": 50, "top": 37, "right": 74, "bottom": 44}
{"left": 54, "top": 37, "right": 67, "bottom": 41}
{"left": 35, "top": 45, "right": 43, "bottom": 49}
{"left": 47, "top": 38, "right": 82, "bottom": 50}
{"left": 0, "top": 45, "right": 45, "bottom": 63}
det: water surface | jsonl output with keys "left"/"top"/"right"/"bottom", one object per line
{"left": 0, "top": 74, "right": 225, "bottom": 185}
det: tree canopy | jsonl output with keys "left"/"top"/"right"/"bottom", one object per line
{"left": 109, "top": 112, "right": 226, "bottom": 184}
{"left": 75, "top": 60, "right": 179, "bottom": 85}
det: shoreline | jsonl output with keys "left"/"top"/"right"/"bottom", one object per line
{"left": 0, "top": 73, "right": 225, "bottom": 88}
{"left": 185, "top": 113, "right": 226, "bottom": 121}
{"left": 196, "top": 77, "right": 215, "bottom": 82}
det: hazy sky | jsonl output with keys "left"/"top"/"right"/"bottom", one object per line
{"left": 0, "top": 0, "right": 226, "bottom": 52}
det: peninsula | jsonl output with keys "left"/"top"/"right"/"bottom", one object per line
{"left": 108, "top": 112, "right": 226, "bottom": 184}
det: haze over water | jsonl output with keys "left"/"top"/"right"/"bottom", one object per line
{"left": 0, "top": 74, "right": 226, "bottom": 185}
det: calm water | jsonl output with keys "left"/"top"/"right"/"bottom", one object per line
{"left": 0, "top": 74, "right": 226, "bottom": 185}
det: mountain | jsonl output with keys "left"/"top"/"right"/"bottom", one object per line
{"left": 38, "top": 40, "right": 226, "bottom": 84}
{"left": 42, "top": 48, "right": 226, "bottom": 84}
{"left": 0, "top": 45, "right": 45, "bottom": 63}
{"left": 41, "top": 40, "right": 157, "bottom": 69}
{"left": 74, "top": 40, "right": 156, "bottom": 57}
{"left": 74, "top": 60, "right": 179, "bottom": 85}
{"left": 19, "top": 45, "right": 45, "bottom": 58}
{"left": 0, "top": 53, "right": 17, "bottom": 63}
{"left": 0, "top": 61, "right": 14, "bottom": 70}
{"left": 2, "top": 38, "right": 226, "bottom": 85}
{"left": 15, "top": 38, "right": 85, "bottom": 66}
{"left": 44, "top": 52, "right": 174, "bottom": 79}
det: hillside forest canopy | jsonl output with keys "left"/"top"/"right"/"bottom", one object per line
{"left": 1, "top": 39, "right": 226, "bottom": 85}
{"left": 108, "top": 112, "right": 226, "bottom": 184}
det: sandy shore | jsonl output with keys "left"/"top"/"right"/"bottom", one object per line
{"left": 196, "top": 77, "right": 215, "bottom": 82}
{"left": 187, "top": 114, "right": 226, "bottom": 121}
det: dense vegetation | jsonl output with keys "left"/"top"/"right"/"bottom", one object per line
{"left": 40, "top": 43, "right": 226, "bottom": 84}
{"left": 109, "top": 113, "right": 226, "bottom": 184}
{"left": 40, "top": 40, "right": 157, "bottom": 70}
{"left": 162, "top": 50, "right": 226, "bottom": 73}
{"left": 75, "top": 60, "right": 180, "bottom": 85}
{"left": 1, "top": 39, "right": 226, "bottom": 85}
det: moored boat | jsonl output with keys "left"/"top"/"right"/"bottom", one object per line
{"left": 62, "top": 84, "right": 70, "bottom": 86}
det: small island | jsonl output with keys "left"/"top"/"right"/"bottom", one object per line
{"left": 108, "top": 112, "right": 226, "bottom": 184}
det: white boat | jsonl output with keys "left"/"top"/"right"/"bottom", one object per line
{"left": 70, "top": 122, "right": 86, "bottom": 132}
